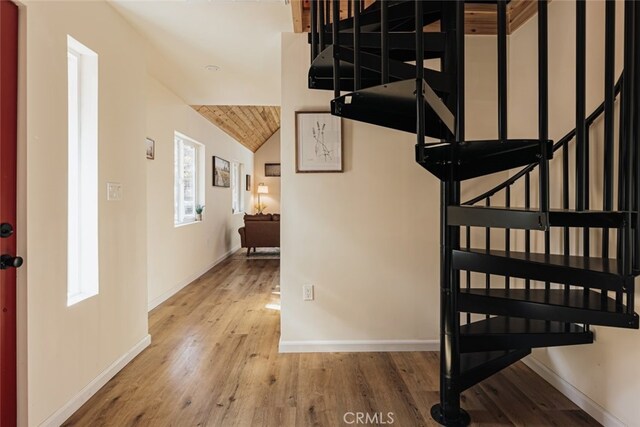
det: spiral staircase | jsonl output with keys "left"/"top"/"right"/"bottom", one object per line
{"left": 306, "top": 0, "right": 639, "bottom": 425}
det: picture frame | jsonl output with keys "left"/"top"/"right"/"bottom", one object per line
{"left": 295, "top": 111, "right": 343, "bottom": 173}
{"left": 213, "top": 156, "right": 231, "bottom": 187}
{"left": 265, "top": 163, "right": 281, "bottom": 177}
{"left": 246, "top": 174, "right": 251, "bottom": 191}
{"left": 145, "top": 137, "right": 155, "bottom": 160}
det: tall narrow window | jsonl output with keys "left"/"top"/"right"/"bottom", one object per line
{"left": 174, "top": 132, "right": 204, "bottom": 225}
{"left": 67, "top": 36, "right": 99, "bottom": 306}
{"left": 231, "top": 161, "right": 244, "bottom": 214}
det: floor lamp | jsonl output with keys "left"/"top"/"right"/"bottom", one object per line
{"left": 257, "top": 183, "right": 269, "bottom": 214}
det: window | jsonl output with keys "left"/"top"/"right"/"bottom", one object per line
{"left": 231, "top": 161, "right": 244, "bottom": 214}
{"left": 174, "top": 133, "right": 204, "bottom": 225}
{"left": 67, "top": 36, "right": 99, "bottom": 306}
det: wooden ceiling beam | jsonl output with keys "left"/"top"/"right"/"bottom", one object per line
{"left": 192, "top": 105, "right": 281, "bottom": 153}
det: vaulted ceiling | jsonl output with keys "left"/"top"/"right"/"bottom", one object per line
{"left": 192, "top": 106, "right": 281, "bottom": 153}
{"left": 291, "top": 0, "right": 542, "bottom": 35}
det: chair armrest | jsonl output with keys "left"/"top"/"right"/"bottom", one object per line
{"left": 238, "top": 227, "right": 247, "bottom": 247}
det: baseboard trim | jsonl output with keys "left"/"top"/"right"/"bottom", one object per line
{"left": 523, "top": 356, "right": 626, "bottom": 427}
{"left": 279, "top": 339, "right": 439, "bottom": 353}
{"left": 40, "top": 334, "right": 151, "bottom": 427}
{"left": 147, "top": 246, "right": 240, "bottom": 311}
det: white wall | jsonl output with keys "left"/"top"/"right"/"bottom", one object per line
{"left": 253, "top": 130, "right": 281, "bottom": 214}
{"left": 20, "top": 1, "right": 149, "bottom": 425}
{"left": 279, "top": 33, "right": 506, "bottom": 352}
{"left": 145, "top": 77, "right": 253, "bottom": 310}
{"left": 508, "top": 2, "right": 640, "bottom": 426}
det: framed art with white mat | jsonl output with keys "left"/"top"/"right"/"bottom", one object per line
{"left": 295, "top": 112, "right": 343, "bottom": 173}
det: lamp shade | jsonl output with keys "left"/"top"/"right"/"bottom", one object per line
{"left": 257, "top": 184, "right": 269, "bottom": 194}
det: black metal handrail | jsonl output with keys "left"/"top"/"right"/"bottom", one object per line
{"left": 463, "top": 76, "right": 623, "bottom": 207}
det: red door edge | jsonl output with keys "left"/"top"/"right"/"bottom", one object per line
{"left": 0, "top": 1, "right": 19, "bottom": 425}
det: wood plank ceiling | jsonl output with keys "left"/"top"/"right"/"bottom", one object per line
{"left": 291, "top": 0, "right": 542, "bottom": 35}
{"left": 192, "top": 106, "right": 280, "bottom": 153}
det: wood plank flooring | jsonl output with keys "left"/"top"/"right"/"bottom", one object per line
{"left": 64, "top": 251, "right": 600, "bottom": 426}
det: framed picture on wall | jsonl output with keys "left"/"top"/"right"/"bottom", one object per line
{"left": 265, "top": 163, "right": 281, "bottom": 177}
{"left": 246, "top": 174, "right": 251, "bottom": 191}
{"left": 295, "top": 111, "right": 343, "bottom": 173}
{"left": 145, "top": 137, "right": 155, "bottom": 160}
{"left": 213, "top": 156, "right": 231, "bottom": 187}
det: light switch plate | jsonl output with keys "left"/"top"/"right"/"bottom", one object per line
{"left": 107, "top": 182, "right": 123, "bottom": 201}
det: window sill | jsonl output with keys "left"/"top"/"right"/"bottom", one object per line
{"left": 174, "top": 220, "right": 202, "bottom": 228}
{"left": 67, "top": 291, "right": 98, "bottom": 307}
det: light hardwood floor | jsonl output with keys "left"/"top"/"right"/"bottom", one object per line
{"left": 64, "top": 251, "right": 600, "bottom": 426}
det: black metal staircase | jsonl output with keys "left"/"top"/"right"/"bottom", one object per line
{"left": 306, "top": 0, "right": 639, "bottom": 425}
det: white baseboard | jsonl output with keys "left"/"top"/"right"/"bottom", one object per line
{"left": 147, "top": 246, "right": 240, "bottom": 311}
{"left": 523, "top": 356, "right": 626, "bottom": 427}
{"left": 40, "top": 334, "right": 151, "bottom": 427}
{"left": 279, "top": 339, "right": 439, "bottom": 353}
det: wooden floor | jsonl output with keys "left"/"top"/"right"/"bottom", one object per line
{"left": 65, "top": 251, "right": 600, "bottom": 427}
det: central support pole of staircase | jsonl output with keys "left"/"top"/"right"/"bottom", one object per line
{"left": 431, "top": 1, "right": 469, "bottom": 425}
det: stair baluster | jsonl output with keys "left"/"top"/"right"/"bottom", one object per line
{"left": 634, "top": 2, "right": 640, "bottom": 275}
{"left": 485, "top": 197, "right": 491, "bottom": 299}
{"left": 620, "top": 0, "right": 635, "bottom": 280}
{"left": 381, "top": 0, "right": 389, "bottom": 84}
{"left": 325, "top": 0, "right": 330, "bottom": 32}
{"left": 525, "top": 171, "right": 531, "bottom": 290}
{"left": 505, "top": 186, "right": 510, "bottom": 289}
{"left": 623, "top": 0, "right": 636, "bottom": 314}
{"left": 415, "top": 0, "right": 424, "bottom": 146}
{"left": 310, "top": 0, "right": 318, "bottom": 61}
{"left": 353, "top": 0, "right": 361, "bottom": 90}
{"left": 466, "top": 225, "right": 471, "bottom": 324}
{"left": 498, "top": 0, "right": 509, "bottom": 289}
{"left": 603, "top": 0, "right": 615, "bottom": 262}
{"left": 539, "top": 0, "right": 551, "bottom": 293}
{"left": 332, "top": 0, "right": 340, "bottom": 99}
{"left": 576, "top": 3, "right": 590, "bottom": 326}
{"left": 318, "top": 0, "right": 325, "bottom": 52}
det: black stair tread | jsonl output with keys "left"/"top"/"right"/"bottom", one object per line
{"left": 458, "top": 288, "right": 639, "bottom": 329}
{"left": 309, "top": 45, "right": 451, "bottom": 94}
{"left": 456, "top": 248, "right": 624, "bottom": 277}
{"left": 459, "top": 316, "right": 593, "bottom": 352}
{"left": 461, "top": 316, "right": 587, "bottom": 335}
{"left": 461, "top": 349, "right": 527, "bottom": 372}
{"left": 309, "top": 32, "right": 447, "bottom": 60}
{"left": 459, "top": 349, "right": 531, "bottom": 391}
{"left": 416, "top": 139, "right": 553, "bottom": 181}
{"left": 447, "top": 205, "right": 635, "bottom": 229}
{"left": 332, "top": 78, "right": 454, "bottom": 139}
{"left": 454, "top": 248, "right": 630, "bottom": 292}
{"left": 461, "top": 288, "right": 624, "bottom": 312}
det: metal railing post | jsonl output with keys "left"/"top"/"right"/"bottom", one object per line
{"left": 332, "top": 0, "right": 341, "bottom": 99}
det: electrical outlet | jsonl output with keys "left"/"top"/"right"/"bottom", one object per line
{"left": 303, "top": 284, "right": 314, "bottom": 301}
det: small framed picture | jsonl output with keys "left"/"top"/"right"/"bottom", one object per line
{"left": 265, "top": 163, "right": 281, "bottom": 177}
{"left": 213, "top": 156, "right": 231, "bottom": 187}
{"left": 146, "top": 138, "right": 155, "bottom": 160}
{"left": 296, "top": 111, "right": 343, "bottom": 173}
{"left": 246, "top": 174, "right": 251, "bottom": 191}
